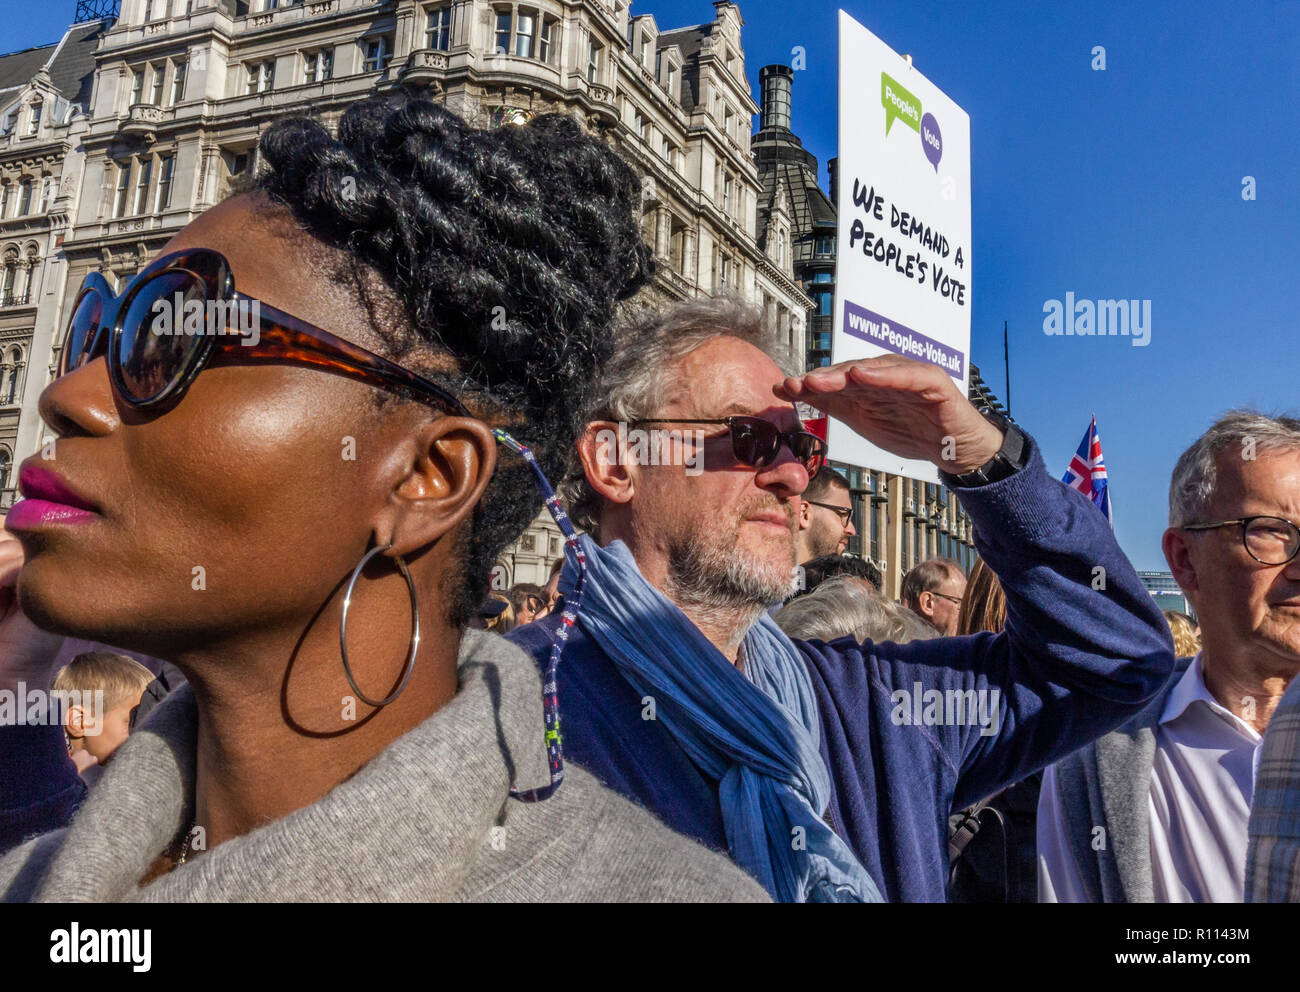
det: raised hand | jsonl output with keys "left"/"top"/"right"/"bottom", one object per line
{"left": 775, "top": 355, "right": 1003, "bottom": 475}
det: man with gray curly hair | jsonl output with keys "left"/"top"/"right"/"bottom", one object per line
{"left": 1039, "top": 409, "right": 1300, "bottom": 902}
{"left": 510, "top": 293, "right": 1173, "bottom": 902}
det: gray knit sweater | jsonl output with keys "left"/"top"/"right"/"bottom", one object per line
{"left": 0, "top": 629, "right": 768, "bottom": 902}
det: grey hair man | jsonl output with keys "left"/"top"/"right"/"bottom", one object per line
{"left": 776, "top": 576, "right": 937, "bottom": 645}
{"left": 510, "top": 294, "right": 1173, "bottom": 902}
{"left": 796, "top": 467, "right": 856, "bottom": 562}
{"left": 1039, "top": 409, "right": 1300, "bottom": 901}
{"left": 901, "top": 558, "right": 967, "bottom": 636}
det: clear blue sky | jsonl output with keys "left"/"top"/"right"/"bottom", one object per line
{"left": 9, "top": 1, "right": 1300, "bottom": 570}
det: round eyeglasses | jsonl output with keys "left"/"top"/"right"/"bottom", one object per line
{"left": 1181, "top": 516, "right": 1300, "bottom": 566}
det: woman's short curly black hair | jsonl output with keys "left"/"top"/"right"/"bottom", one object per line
{"left": 253, "top": 91, "right": 652, "bottom": 623}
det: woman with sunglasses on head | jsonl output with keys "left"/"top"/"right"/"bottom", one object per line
{"left": 0, "top": 94, "right": 768, "bottom": 902}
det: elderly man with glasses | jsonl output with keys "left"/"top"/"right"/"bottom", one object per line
{"left": 509, "top": 295, "right": 1175, "bottom": 903}
{"left": 1039, "top": 410, "right": 1300, "bottom": 902}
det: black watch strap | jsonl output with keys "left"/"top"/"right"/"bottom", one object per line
{"left": 939, "top": 410, "right": 1028, "bottom": 488}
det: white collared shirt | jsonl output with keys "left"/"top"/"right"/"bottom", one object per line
{"left": 1147, "top": 653, "right": 1260, "bottom": 901}
{"left": 1038, "top": 654, "right": 1261, "bottom": 902}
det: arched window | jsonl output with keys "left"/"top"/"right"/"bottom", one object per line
{"left": 0, "top": 449, "right": 11, "bottom": 493}
{"left": 4, "top": 347, "right": 23, "bottom": 403}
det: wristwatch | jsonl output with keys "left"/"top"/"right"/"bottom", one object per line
{"left": 938, "top": 408, "right": 1028, "bottom": 488}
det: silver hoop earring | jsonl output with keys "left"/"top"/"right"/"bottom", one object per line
{"left": 339, "top": 543, "right": 420, "bottom": 708}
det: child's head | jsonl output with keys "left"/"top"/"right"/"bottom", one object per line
{"left": 52, "top": 652, "right": 155, "bottom": 766}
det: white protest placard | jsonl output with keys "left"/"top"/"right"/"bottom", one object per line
{"left": 830, "top": 10, "right": 972, "bottom": 482}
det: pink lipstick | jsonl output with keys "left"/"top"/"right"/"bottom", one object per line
{"left": 5, "top": 464, "right": 100, "bottom": 530}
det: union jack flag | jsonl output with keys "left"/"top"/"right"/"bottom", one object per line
{"left": 1062, "top": 415, "right": 1112, "bottom": 525}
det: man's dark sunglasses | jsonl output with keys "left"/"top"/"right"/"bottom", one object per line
{"left": 807, "top": 500, "right": 853, "bottom": 525}
{"left": 630, "top": 415, "right": 826, "bottom": 479}
{"left": 57, "top": 248, "right": 471, "bottom": 416}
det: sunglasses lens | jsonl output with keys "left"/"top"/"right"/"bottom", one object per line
{"left": 61, "top": 290, "right": 103, "bottom": 377}
{"left": 116, "top": 271, "right": 207, "bottom": 403}
{"left": 731, "top": 418, "right": 779, "bottom": 467}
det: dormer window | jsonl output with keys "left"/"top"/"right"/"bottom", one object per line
{"left": 26, "top": 103, "right": 40, "bottom": 135}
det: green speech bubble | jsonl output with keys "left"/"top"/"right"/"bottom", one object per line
{"left": 881, "top": 72, "right": 922, "bottom": 136}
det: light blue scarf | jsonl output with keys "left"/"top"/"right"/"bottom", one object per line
{"left": 559, "top": 535, "right": 884, "bottom": 903}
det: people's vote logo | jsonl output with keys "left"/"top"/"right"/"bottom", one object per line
{"left": 880, "top": 72, "right": 943, "bottom": 172}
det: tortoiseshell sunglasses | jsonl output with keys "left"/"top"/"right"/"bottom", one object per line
{"left": 57, "top": 247, "right": 471, "bottom": 416}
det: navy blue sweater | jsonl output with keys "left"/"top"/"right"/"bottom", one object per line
{"left": 508, "top": 437, "right": 1175, "bottom": 902}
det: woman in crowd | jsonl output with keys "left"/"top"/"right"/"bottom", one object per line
{"left": 1163, "top": 610, "right": 1202, "bottom": 658}
{"left": 0, "top": 94, "right": 766, "bottom": 902}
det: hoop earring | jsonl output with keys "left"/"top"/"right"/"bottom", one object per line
{"left": 339, "top": 543, "right": 421, "bottom": 708}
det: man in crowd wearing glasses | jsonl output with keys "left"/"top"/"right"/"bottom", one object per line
{"left": 1038, "top": 411, "right": 1300, "bottom": 902}
{"left": 796, "top": 467, "right": 857, "bottom": 562}
{"left": 509, "top": 295, "right": 1175, "bottom": 902}
{"left": 901, "top": 559, "right": 968, "bottom": 636}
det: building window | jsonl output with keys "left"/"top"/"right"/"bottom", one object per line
{"left": 304, "top": 48, "right": 333, "bottom": 82}
{"left": 815, "top": 290, "right": 832, "bottom": 316}
{"left": 587, "top": 40, "right": 601, "bottom": 83}
{"left": 26, "top": 104, "right": 41, "bottom": 135}
{"left": 113, "top": 161, "right": 132, "bottom": 218}
{"left": 717, "top": 252, "right": 731, "bottom": 289}
{"left": 131, "top": 68, "right": 144, "bottom": 105}
{"left": 814, "top": 235, "right": 834, "bottom": 256}
{"left": 170, "top": 59, "right": 187, "bottom": 104}
{"left": 493, "top": 10, "right": 511, "bottom": 54}
{"left": 812, "top": 271, "right": 833, "bottom": 283}
{"left": 538, "top": 17, "right": 556, "bottom": 63}
{"left": 494, "top": 7, "right": 542, "bottom": 59}
{"left": 17, "top": 179, "right": 32, "bottom": 216}
{"left": 156, "top": 153, "right": 175, "bottom": 210}
{"left": 246, "top": 60, "right": 274, "bottom": 93}
{"left": 362, "top": 36, "right": 392, "bottom": 73}
{"left": 133, "top": 158, "right": 152, "bottom": 215}
{"left": 265, "top": 0, "right": 278, "bottom": 8}
{"left": 38, "top": 175, "right": 53, "bottom": 212}
{"left": 0, "top": 186, "right": 8, "bottom": 218}
{"left": 425, "top": 4, "right": 452, "bottom": 50}
{"left": 0, "top": 110, "right": 14, "bottom": 135}
{"left": 0, "top": 267, "right": 13, "bottom": 304}
{"left": 515, "top": 9, "right": 536, "bottom": 57}
{"left": 150, "top": 63, "right": 165, "bottom": 105}
{"left": 777, "top": 229, "right": 786, "bottom": 266}
{"left": 722, "top": 174, "right": 732, "bottom": 214}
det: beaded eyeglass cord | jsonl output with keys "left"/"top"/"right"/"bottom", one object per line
{"left": 493, "top": 428, "right": 588, "bottom": 803}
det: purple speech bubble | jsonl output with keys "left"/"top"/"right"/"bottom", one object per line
{"left": 921, "top": 112, "right": 942, "bottom": 172}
